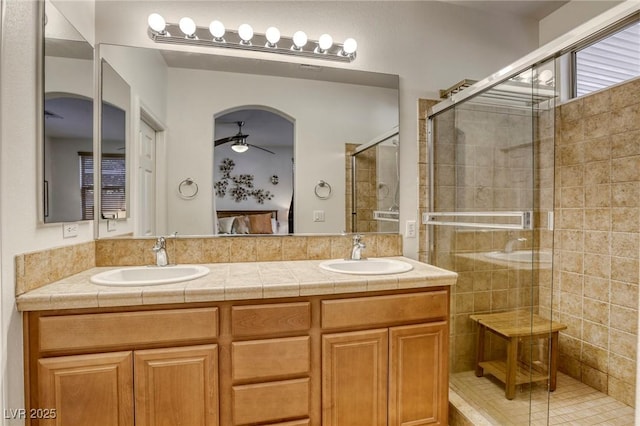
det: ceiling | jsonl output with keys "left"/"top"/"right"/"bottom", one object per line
{"left": 445, "top": 1, "right": 569, "bottom": 21}
{"left": 214, "top": 109, "right": 294, "bottom": 151}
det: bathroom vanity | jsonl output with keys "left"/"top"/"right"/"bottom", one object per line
{"left": 18, "top": 258, "right": 456, "bottom": 426}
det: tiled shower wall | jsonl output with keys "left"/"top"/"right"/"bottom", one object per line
{"left": 544, "top": 77, "right": 640, "bottom": 406}
{"left": 345, "top": 143, "right": 377, "bottom": 232}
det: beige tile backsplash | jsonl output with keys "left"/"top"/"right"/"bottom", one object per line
{"left": 15, "top": 234, "right": 402, "bottom": 296}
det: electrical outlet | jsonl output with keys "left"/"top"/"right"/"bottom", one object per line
{"left": 62, "top": 223, "right": 79, "bottom": 238}
{"left": 405, "top": 220, "right": 416, "bottom": 238}
{"left": 313, "top": 210, "right": 325, "bottom": 222}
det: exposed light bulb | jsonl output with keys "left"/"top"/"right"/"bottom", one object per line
{"left": 147, "top": 13, "right": 166, "bottom": 33}
{"left": 342, "top": 38, "right": 357, "bottom": 55}
{"left": 292, "top": 31, "right": 308, "bottom": 49}
{"left": 538, "top": 69, "right": 554, "bottom": 83}
{"left": 209, "top": 20, "right": 225, "bottom": 40}
{"left": 265, "top": 26, "right": 281, "bottom": 47}
{"left": 179, "top": 17, "right": 197, "bottom": 37}
{"left": 318, "top": 33, "right": 333, "bottom": 52}
{"left": 238, "top": 24, "right": 254, "bottom": 43}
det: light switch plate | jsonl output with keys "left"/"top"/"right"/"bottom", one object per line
{"left": 62, "top": 223, "right": 79, "bottom": 238}
{"left": 107, "top": 220, "right": 117, "bottom": 232}
{"left": 313, "top": 210, "right": 325, "bottom": 222}
{"left": 405, "top": 220, "right": 416, "bottom": 238}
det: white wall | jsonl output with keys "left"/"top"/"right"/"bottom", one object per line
{"left": 51, "top": 0, "right": 95, "bottom": 46}
{"left": 46, "top": 138, "right": 91, "bottom": 222}
{"left": 539, "top": 0, "right": 623, "bottom": 45}
{"left": 166, "top": 67, "right": 397, "bottom": 235}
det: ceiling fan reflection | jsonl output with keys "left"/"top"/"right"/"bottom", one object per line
{"left": 214, "top": 121, "right": 275, "bottom": 154}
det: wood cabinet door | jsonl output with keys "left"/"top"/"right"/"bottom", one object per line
{"left": 389, "top": 322, "right": 448, "bottom": 426}
{"left": 322, "top": 329, "right": 388, "bottom": 426}
{"left": 38, "top": 351, "right": 134, "bottom": 426}
{"left": 134, "top": 345, "right": 218, "bottom": 426}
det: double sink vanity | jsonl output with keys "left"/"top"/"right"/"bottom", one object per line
{"left": 18, "top": 239, "right": 457, "bottom": 426}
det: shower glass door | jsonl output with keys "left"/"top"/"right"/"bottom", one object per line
{"left": 428, "top": 60, "right": 557, "bottom": 424}
{"left": 349, "top": 131, "right": 400, "bottom": 233}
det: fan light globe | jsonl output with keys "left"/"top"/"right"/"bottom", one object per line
{"left": 232, "top": 143, "right": 249, "bottom": 153}
{"left": 238, "top": 24, "right": 254, "bottom": 42}
{"left": 209, "top": 20, "right": 225, "bottom": 39}
{"left": 148, "top": 13, "right": 166, "bottom": 33}
{"left": 179, "top": 17, "right": 197, "bottom": 36}
{"left": 318, "top": 34, "right": 333, "bottom": 51}
{"left": 292, "top": 31, "right": 308, "bottom": 48}
{"left": 265, "top": 26, "right": 281, "bottom": 45}
{"left": 343, "top": 38, "right": 357, "bottom": 54}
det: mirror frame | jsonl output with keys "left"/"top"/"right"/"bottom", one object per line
{"left": 36, "top": 1, "right": 46, "bottom": 226}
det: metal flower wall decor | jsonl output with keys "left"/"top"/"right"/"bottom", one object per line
{"left": 214, "top": 158, "right": 274, "bottom": 204}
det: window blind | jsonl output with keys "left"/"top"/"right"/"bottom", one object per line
{"left": 79, "top": 153, "right": 126, "bottom": 220}
{"left": 575, "top": 21, "right": 640, "bottom": 97}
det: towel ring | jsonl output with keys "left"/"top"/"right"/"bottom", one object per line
{"left": 314, "top": 180, "right": 332, "bottom": 200}
{"left": 178, "top": 178, "right": 199, "bottom": 199}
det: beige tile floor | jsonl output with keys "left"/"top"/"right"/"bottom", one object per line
{"left": 450, "top": 370, "right": 635, "bottom": 425}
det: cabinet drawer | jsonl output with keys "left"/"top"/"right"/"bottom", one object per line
{"left": 232, "top": 302, "right": 310, "bottom": 337}
{"left": 232, "top": 378, "right": 309, "bottom": 425}
{"left": 232, "top": 336, "right": 310, "bottom": 382}
{"left": 39, "top": 308, "right": 218, "bottom": 353}
{"left": 321, "top": 291, "right": 447, "bottom": 329}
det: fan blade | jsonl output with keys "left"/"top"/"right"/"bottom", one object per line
{"left": 44, "top": 110, "right": 64, "bottom": 119}
{"left": 248, "top": 144, "right": 275, "bottom": 154}
{"left": 214, "top": 136, "right": 237, "bottom": 146}
{"left": 214, "top": 132, "right": 250, "bottom": 146}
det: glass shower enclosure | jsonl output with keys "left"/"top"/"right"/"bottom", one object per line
{"left": 348, "top": 127, "right": 400, "bottom": 233}
{"left": 427, "top": 59, "right": 558, "bottom": 423}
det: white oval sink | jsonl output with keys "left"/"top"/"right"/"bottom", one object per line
{"left": 484, "top": 250, "right": 552, "bottom": 264}
{"left": 319, "top": 258, "right": 413, "bottom": 275}
{"left": 91, "top": 265, "right": 210, "bottom": 286}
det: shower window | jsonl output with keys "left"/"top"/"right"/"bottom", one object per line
{"left": 574, "top": 20, "right": 640, "bottom": 97}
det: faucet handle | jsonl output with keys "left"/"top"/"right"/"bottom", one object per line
{"left": 153, "top": 236, "right": 166, "bottom": 250}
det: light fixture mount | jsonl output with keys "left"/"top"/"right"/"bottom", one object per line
{"left": 148, "top": 21, "right": 356, "bottom": 63}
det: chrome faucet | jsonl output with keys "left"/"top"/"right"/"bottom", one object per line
{"left": 152, "top": 237, "right": 169, "bottom": 266}
{"left": 504, "top": 237, "right": 527, "bottom": 253}
{"left": 350, "top": 234, "right": 366, "bottom": 260}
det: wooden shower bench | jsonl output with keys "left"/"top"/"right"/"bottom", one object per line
{"left": 470, "top": 310, "right": 567, "bottom": 400}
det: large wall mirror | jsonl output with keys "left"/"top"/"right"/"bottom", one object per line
{"left": 42, "top": 0, "right": 93, "bottom": 223}
{"left": 99, "top": 59, "right": 130, "bottom": 227}
{"left": 97, "top": 43, "right": 399, "bottom": 238}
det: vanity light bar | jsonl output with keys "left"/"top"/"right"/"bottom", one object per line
{"left": 147, "top": 15, "right": 357, "bottom": 63}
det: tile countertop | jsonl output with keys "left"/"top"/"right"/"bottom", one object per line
{"left": 16, "top": 257, "right": 457, "bottom": 312}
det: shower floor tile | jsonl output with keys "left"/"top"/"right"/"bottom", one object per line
{"left": 450, "top": 370, "right": 635, "bottom": 425}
